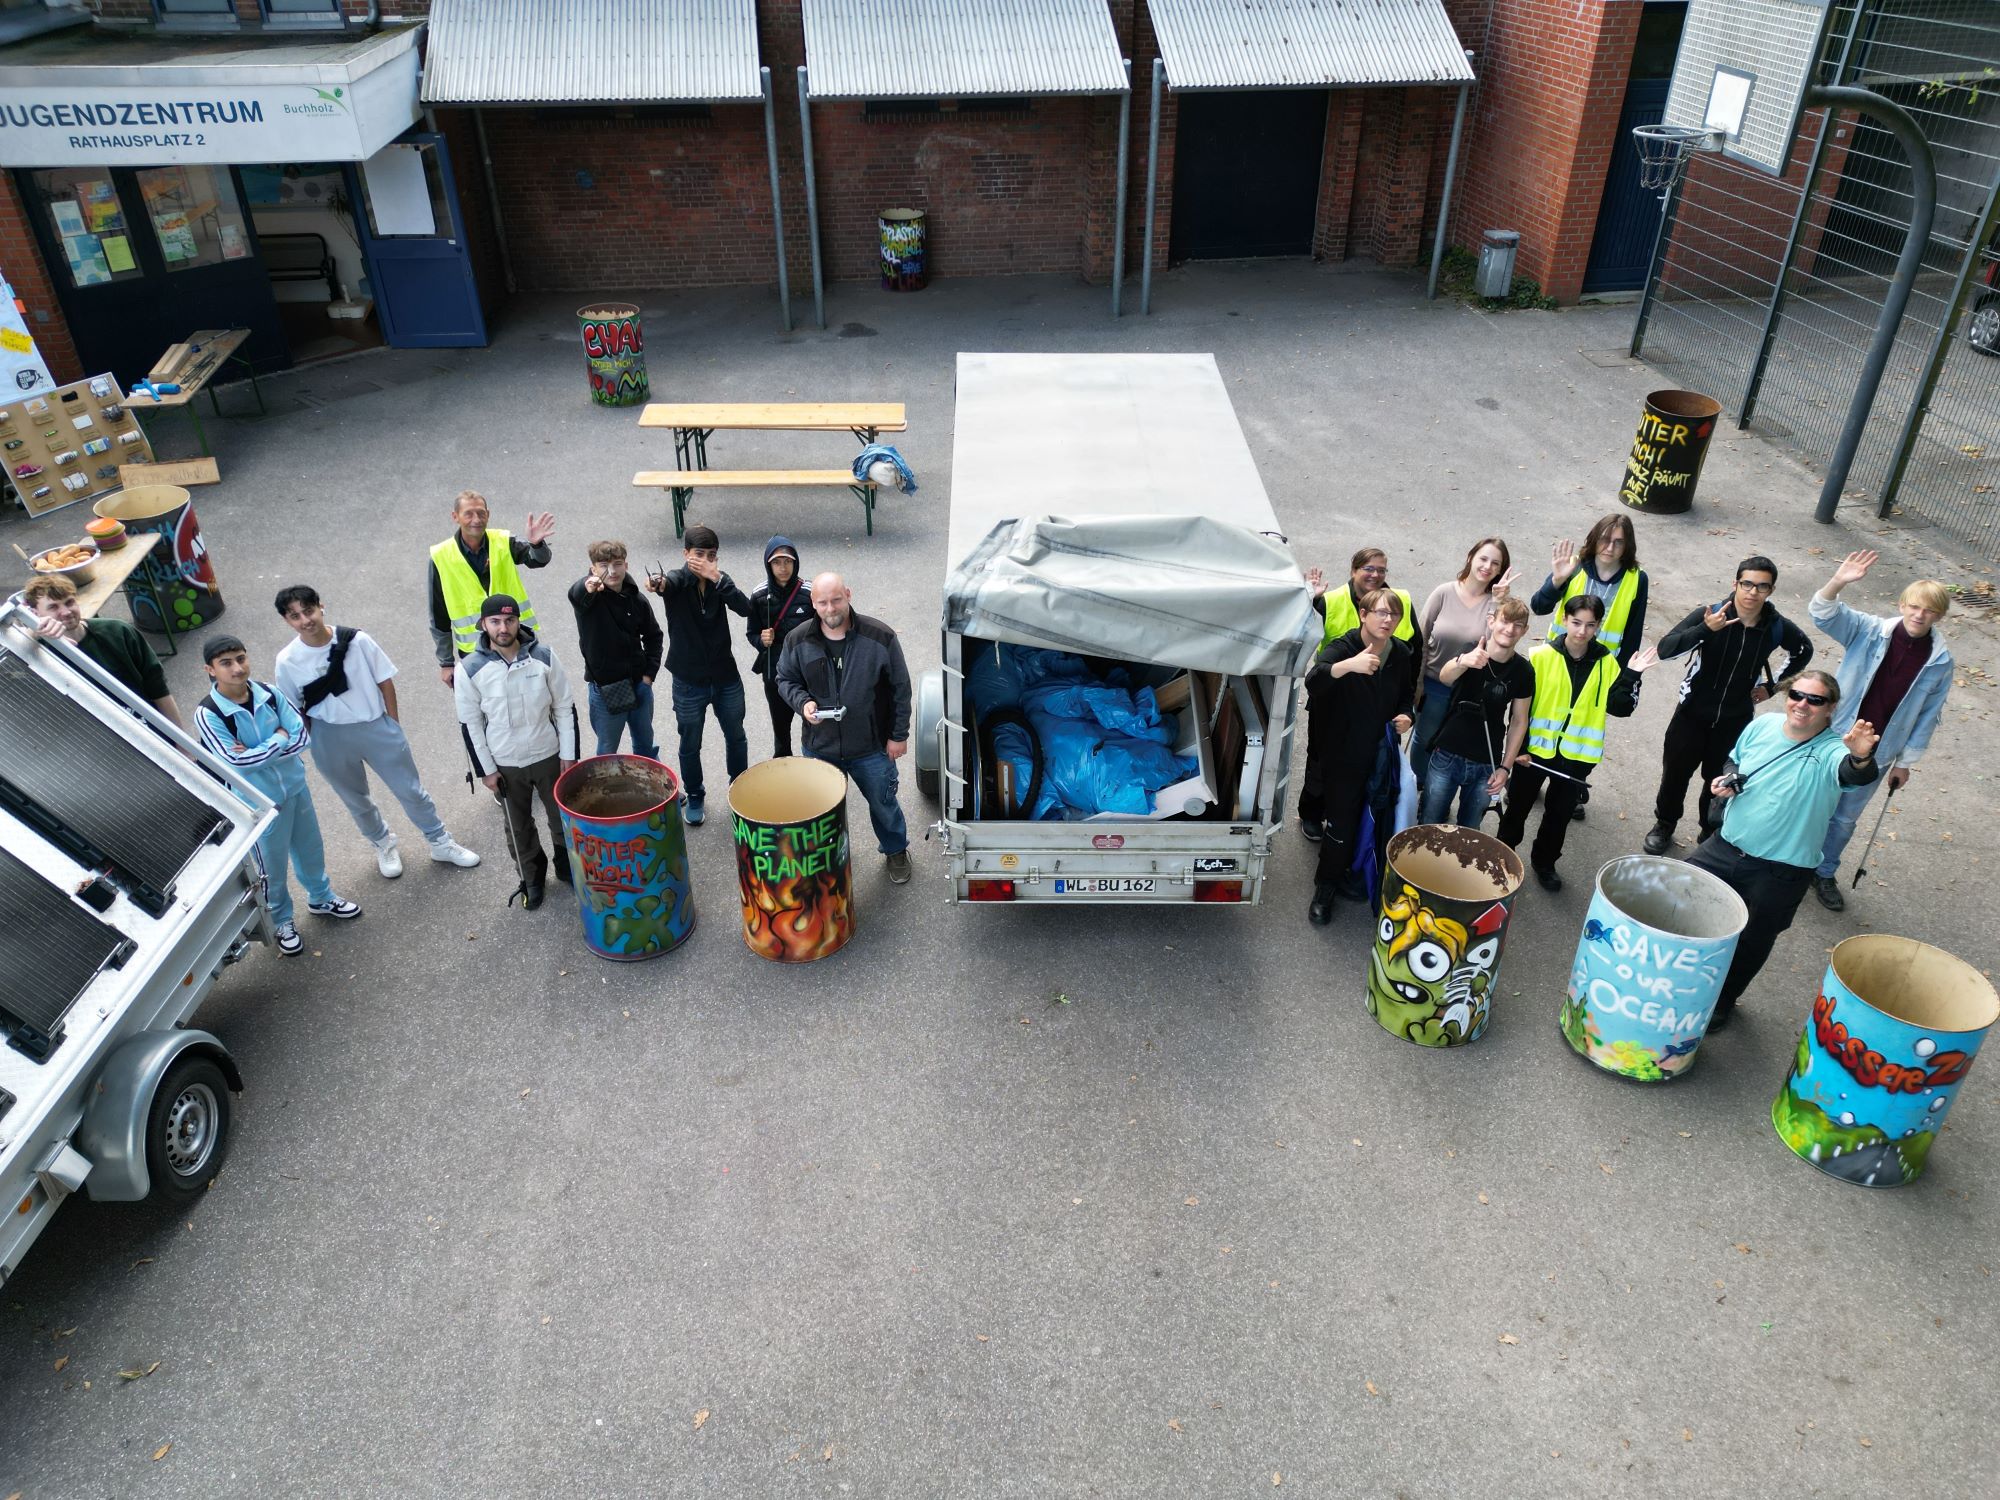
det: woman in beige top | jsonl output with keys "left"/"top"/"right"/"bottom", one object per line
{"left": 1412, "top": 537, "right": 1519, "bottom": 780}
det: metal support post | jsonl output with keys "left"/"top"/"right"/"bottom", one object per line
{"left": 797, "top": 66, "right": 826, "bottom": 330}
{"left": 1629, "top": 173, "right": 1690, "bottom": 357}
{"left": 1427, "top": 71, "right": 1473, "bottom": 301}
{"left": 1112, "top": 60, "right": 1132, "bottom": 317}
{"left": 1141, "top": 58, "right": 1164, "bottom": 315}
{"left": 1740, "top": 3, "right": 1866, "bottom": 424}
{"left": 1806, "top": 85, "right": 1936, "bottom": 523}
{"left": 761, "top": 68, "right": 793, "bottom": 333}
{"left": 470, "top": 107, "right": 517, "bottom": 294}
{"left": 1876, "top": 165, "right": 2000, "bottom": 515}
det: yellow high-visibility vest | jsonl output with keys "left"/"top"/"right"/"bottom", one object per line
{"left": 1545, "top": 567, "right": 1639, "bottom": 652}
{"left": 432, "top": 529, "right": 537, "bottom": 656}
{"left": 1323, "top": 585, "right": 1415, "bottom": 645}
{"left": 1524, "top": 641, "right": 1621, "bottom": 765}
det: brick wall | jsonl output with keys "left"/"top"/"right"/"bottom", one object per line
{"left": 1451, "top": 0, "right": 1640, "bottom": 301}
{"left": 0, "top": 173, "right": 81, "bottom": 382}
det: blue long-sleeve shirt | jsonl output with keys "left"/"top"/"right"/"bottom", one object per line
{"left": 194, "top": 681, "right": 311, "bottom": 801}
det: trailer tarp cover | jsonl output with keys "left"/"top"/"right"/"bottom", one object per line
{"left": 944, "top": 352, "right": 1316, "bottom": 677}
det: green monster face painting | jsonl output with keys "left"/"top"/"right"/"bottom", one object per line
{"left": 1367, "top": 883, "right": 1504, "bottom": 1047}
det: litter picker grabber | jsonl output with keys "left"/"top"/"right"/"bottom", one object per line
{"left": 1852, "top": 762, "right": 1901, "bottom": 890}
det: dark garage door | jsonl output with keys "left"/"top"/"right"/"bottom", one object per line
{"left": 1171, "top": 90, "right": 1328, "bottom": 260}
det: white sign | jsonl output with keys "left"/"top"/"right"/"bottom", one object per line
{"left": 0, "top": 272, "right": 55, "bottom": 397}
{"left": 0, "top": 32, "right": 420, "bottom": 166}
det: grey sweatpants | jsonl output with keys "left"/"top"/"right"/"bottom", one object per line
{"left": 308, "top": 714, "right": 447, "bottom": 846}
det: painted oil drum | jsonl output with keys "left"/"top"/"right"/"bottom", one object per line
{"left": 1368, "top": 824, "right": 1524, "bottom": 1047}
{"left": 1619, "top": 388, "right": 1721, "bottom": 514}
{"left": 92, "top": 484, "right": 224, "bottom": 632}
{"left": 1773, "top": 935, "right": 1998, "bottom": 1187}
{"left": 729, "top": 757, "right": 854, "bottom": 962}
{"left": 879, "top": 208, "right": 927, "bottom": 291}
{"left": 1560, "top": 855, "right": 1747, "bottom": 1082}
{"left": 577, "top": 302, "right": 649, "bottom": 407}
{"left": 553, "top": 755, "right": 694, "bottom": 961}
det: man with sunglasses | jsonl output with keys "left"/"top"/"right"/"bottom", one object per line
{"left": 1806, "top": 550, "right": 1955, "bottom": 911}
{"left": 1689, "top": 670, "right": 1879, "bottom": 1031}
{"left": 1644, "top": 556, "right": 1813, "bottom": 855}
{"left": 642, "top": 523, "right": 751, "bottom": 826}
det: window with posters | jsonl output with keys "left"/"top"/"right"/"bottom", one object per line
{"left": 25, "top": 171, "right": 146, "bottom": 290}
{"left": 136, "top": 165, "right": 255, "bottom": 272}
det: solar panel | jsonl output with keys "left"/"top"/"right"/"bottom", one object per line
{"left": 1664, "top": 0, "right": 1839, "bottom": 176}
{"left": 0, "top": 842, "right": 129, "bottom": 1059}
{"left": 0, "top": 640, "right": 226, "bottom": 915}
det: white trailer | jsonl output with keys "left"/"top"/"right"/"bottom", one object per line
{"left": 915, "top": 353, "right": 1316, "bottom": 904}
{"left": 0, "top": 603, "right": 272, "bottom": 1284}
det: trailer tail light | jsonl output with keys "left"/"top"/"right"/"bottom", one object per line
{"left": 1193, "top": 879, "right": 1245, "bottom": 903}
{"left": 966, "top": 879, "right": 1017, "bottom": 902}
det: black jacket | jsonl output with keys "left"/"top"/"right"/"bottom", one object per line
{"left": 1304, "top": 630, "right": 1417, "bottom": 777}
{"left": 567, "top": 574, "right": 663, "bottom": 686}
{"left": 1658, "top": 599, "right": 1813, "bottom": 726}
{"left": 651, "top": 566, "right": 750, "bottom": 685}
{"left": 775, "top": 611, "right": 912, "bottom": 759}
{"left": 744, "top": 536, "right": 817, "bottom": 678}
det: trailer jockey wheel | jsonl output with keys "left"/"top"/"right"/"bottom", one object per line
{"left": 1967, "top": 292, "right": 2000, "bottom": 356}
{"left": 146, "top": 1055, "right": 233, "bottom": 1204}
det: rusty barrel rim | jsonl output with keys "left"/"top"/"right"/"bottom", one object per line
{"left": 576, "top": 302, "right": 642, "bottom": 323}
{"left": 555, "top": 753, "right": 681, "bottom": 821}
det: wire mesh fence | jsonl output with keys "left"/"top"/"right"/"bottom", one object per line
{"left": 1634, "top": 0, "right": 2000, "bottom": 558}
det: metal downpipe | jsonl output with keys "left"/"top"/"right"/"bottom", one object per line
{"left": 760, "top": 68, "right": 793, "bottom": 333}
{"left": 470, "top": 107, "right": 516, "bottom": 295}
{"left": 1427, "top": 71, "right": 1473, "bottom": 301}
{"left": 1142, "top": 58, "right": 1164, "bottom": 315}
{"left": 1112, "top": 61, "right": 1132, "bottom": 318}
{"left": 797, "top": 66, "right": 826, "bottom": 330}
{"left": 1805, "top": 85, "right": 1936, "bottom": 523}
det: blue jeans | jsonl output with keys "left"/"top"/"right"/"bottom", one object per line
{"left": 670, "top": 676, "right": 747, "bottom": 800}
{"left": 588, "top": 679, "right": 659, "bottom": 759}
{"left": 1816, "top": 776, "right": 1880, "bottom": 878}
{"left": 255, "top": 784, "right": 333, "bottom": 927}
{"left": 808, "top": 748, "right": 908, "bottom": 855}
{"left": 1410, "top": 676, "right": 1450, "bottom": 780}
{"left": 1419, "top": 747, "right": 1496, "bottom": 828}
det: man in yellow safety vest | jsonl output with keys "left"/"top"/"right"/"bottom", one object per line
{"left": 429, "top": 490, "right": 556, "bottom": 687}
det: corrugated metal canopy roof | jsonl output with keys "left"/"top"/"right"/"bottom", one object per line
{"left": 421, "top": 0, "right": 764, "bottom": 105}
{"left": 801, "top": 0, "right": 1129, "bottom": 99}
{"left": 1150, "top": 0, "right": 1474, "bottom": 90}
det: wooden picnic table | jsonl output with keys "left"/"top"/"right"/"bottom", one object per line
{"left": 637, "top": 401, "right": 906, "bottom": 470}
{"left": 123, "top": 327, "right": 267, "bottom": 457}
{"left": 60, "top": 531, "right": 187, "bottom": 657}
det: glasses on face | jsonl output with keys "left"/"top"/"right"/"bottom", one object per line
{"left": 1787, "top": 688, "right": 1831, "bottom": 707}
{"left": 685, "top": 548, "right": 718, "bottom": 560}
{"left": 1737, "top": 578, "right": 1775, "bottom": 593}
{"left": 1366, "top": 608, "right": 1398, "bottom": 621}
{"left": 1358, "top": 565, "right": 1387, "bottom": 577}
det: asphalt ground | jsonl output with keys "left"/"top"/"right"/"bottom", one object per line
{"left": 3, "top": 260, "right": 1997, "bottom": 1498}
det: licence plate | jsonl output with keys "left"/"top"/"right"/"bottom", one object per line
{"left": 1054, "top": 878, "right": 1155, "bottom": 894}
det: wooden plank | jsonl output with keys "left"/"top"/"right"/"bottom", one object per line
{"left": 128, "top": 328, "right": 252, "bottom": 407}
{"left": 632, "top": 469, "right": 871, "bottom": 488}
{"left": 119, "top": 457, "right": 220, "bottom": 488}
{"left": 637, "top": 402, "right": 906, "bottom": 431}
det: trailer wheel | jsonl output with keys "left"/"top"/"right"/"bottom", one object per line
{"left": 145, "top": 1055, "right": 232, "bottom": 1204}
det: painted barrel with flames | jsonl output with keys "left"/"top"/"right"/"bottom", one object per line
{"left": 729, "top": 758, "right": 854, "bottom": 962}
{"left": 1560, "top": 855, "right": 1746, "bottom": 1082}
{"left": 553, "top": 755, "right": 694, "bottom": 961}
{"left": 1773, "top": 935, "right": 1998, "bottom": 1187}
{"left": 1368, "top": 825, "right": 1524, "bottom": 1047}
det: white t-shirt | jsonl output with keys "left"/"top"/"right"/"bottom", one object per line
{"left": 276, "top": 628, "right": 395, "bottom": 725}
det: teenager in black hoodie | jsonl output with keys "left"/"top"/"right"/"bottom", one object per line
{"left": 745, "top": 536, "right": 817, "bottom": 757}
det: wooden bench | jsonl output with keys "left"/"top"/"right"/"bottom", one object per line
{"left": 631, "top": 468, "right": 882, "bottom": 538}
{"left": 637, "top": 401, "right": 906, "bottom": 470}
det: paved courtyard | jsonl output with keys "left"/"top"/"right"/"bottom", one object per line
{"left": 2, "top": 260, "right": 1996, "bottom": 1498}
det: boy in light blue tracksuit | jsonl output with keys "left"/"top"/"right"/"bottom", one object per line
{"left": 193, "top": 634, "right": 360, "bottom": 957}
{"left": 1806, "top": 550, "right": 1955, "bottom": 910}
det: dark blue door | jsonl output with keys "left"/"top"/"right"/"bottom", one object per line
{"left": 344, "top": 132, "right": 487, "bottom": 347}
{"left": 1584, "top": 3, "right": 1688, "bottom": 294}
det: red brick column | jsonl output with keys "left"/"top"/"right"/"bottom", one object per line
{"left": 0, "top": 175, "right": 81, "bottom": 384}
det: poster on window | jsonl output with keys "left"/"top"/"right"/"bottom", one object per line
{"left": 0, "top": 272, "right": 56, "bottom": 397}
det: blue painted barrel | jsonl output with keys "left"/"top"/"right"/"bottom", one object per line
{"left": 1774, "top": 935, "right": 1998, "bottom": 1187}
{"left": 553, "top": 755, "right": 694, "bottom": 961}
{"left": 1560, "top": 855, "right": 1746, "bottom": 1081}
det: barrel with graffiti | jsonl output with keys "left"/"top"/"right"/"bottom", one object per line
{"left": 729, "top": 757, "right": 854, "bottom": 962}
{"left": 1560, "top": 855, "right": 1747, "bottom": 1081}
{"left": 577, "top": 302, "right": 649, "bottom": 407}
{"left": 1619, "top": 388, "right": 1721, "bottom": 514}
{"left": 1773, "top": 935, "right": 1998, "bottom": 1187}
{"left": 879, "top": 209, "right": 927, "bottom": 291}
{"left": 553, "top": 755, "right": 694, "bottom": 961}
{"left": 93, "top": 484, "right": 224, "bottom": 632}
{"left": 1368, "top": 825, "right": 1524, "bottom": 1047}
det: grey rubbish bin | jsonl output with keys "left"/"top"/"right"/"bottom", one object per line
{"left": 1477, "top": 230, "right": 1520, "bottom": 298}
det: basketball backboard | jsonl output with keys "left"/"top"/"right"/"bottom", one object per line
{"left": 1663, "top": 0, "right": 1839, "bottom": 176}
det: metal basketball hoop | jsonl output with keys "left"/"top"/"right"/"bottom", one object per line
{"left": 1632, "top": 124, "right": 1725, "bottom": 192}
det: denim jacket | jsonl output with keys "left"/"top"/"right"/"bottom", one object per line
{"left": 1808, "top": 593, "right": 1952, "bottom": 767}
{"left": 194, "top": 680, "right": 311, "bottom": 801}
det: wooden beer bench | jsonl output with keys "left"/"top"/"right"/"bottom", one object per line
{"left": 638, "top": 401, "right": 905, "bottom": 470}
{"left": 631, "top": 468, "right": 882, "bottom": 538}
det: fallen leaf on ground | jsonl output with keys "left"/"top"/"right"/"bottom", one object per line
{"left": 1599, "top": 1163, "right": 1615, "bottom": 1176}
{"left": 824, "top": 1444, "right": 836, "bottom": 1461}
{"left": 692, "top": 1409, "right": 708, "bottom": 1430}
{"left": 1677, "top": 1131, "right": 1693, "bottom": 1139}
{"left": 976, "top": 1334, "right": 989, "bottom": 1342}
{"left": 130, "top": 1258, "right": 153, "bottom": 1270}
{"left": 1477, "top": 1193, "right": 1490, "bottom": 1205}
{"left": 1683, "top": 1428, "right": 1694, "bottom": 1442}
{"left": 1167, "top": 1418, "right": 1183, "bottom": 1432}
{"left": 152, "top": 1444, "right": 171, "bottom": 1462}
{"left": 1498, "top": 1333, "right": 1520, "bottom": 1345}
{"left": 1273, "top": 1476, "right": 1282, "bottom": 1487}
{"left": 519, "top": 1088, "right": 531, "bottom": 1098}
{"left": 53, "top": 1355, "right": 68, "bottom": 1372}
{"left": 1734, "top": 1242, "right": 1751, "bottom": 1253}
{"left": 1365, "top": 1381, "right": 1379, "bottom": 1396}
{"left": 1185, "top": 1196, "right": 1199, "bottom": 1206}
{"left": 118, "top": 1362, "right": 161, "bottom": 1381}
{"left": 1859, "top": 1437, "right": 1873, "bottom": 1448}
{"left": 1351, "top": 1138, "right": 1363, "bottom": 1147}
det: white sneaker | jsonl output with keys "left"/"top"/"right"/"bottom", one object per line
{"left": 275, "top": 922, "right": 303, "bottom": 957}
{"left": 372, "top": 834, "right": 403, "bottom": 879}
{"left": 428, "top": 836, "right": 481, "bottom": 869}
